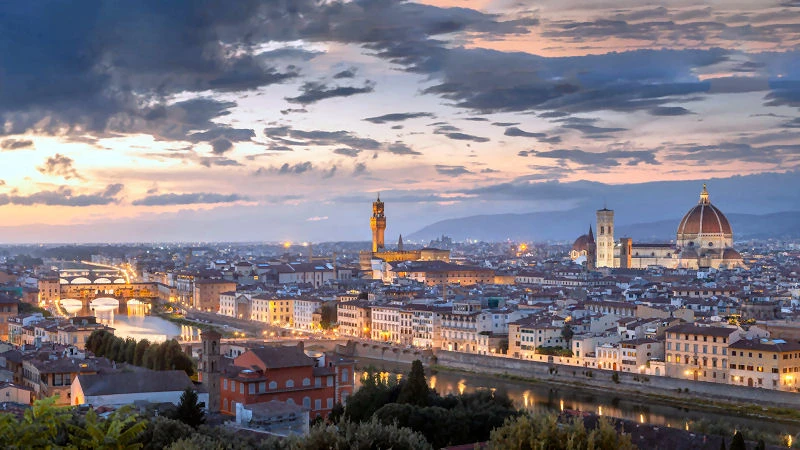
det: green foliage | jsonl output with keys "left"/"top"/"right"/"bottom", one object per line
{"left": 397, "top": 360, "right": 430, "bottom": 406}
{"left": 561, "top": 323, "right": 575, "bottom": 342}
{"left": 140, "top": 416, "right": 194, "bottom": 450}
{"left": 536, "top": 346, "right": 573, "bottom": 357}
{"left": 488, "top": 413, "right": 638, "bottom": 450}
{"left": 612, "top": 372, "right": 620, "bottom": 384}
{"left": 344, "top": 367, "right": 401, "bottom": 423}
{"left": 319, "top": 301, "right": 338, "bottom": 330}
{"left": 18, "top": 302, "right": 52, "bottom": 317}
{"left": 69, "top": 406, "right": 147, "bottom": 450}
{"left": 173, "top": 388, "right": 205, "bottom": 428}
{"left": 86, "top": 330, "right": 193, "bottom": 375}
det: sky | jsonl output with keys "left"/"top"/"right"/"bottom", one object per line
{"left": 0, "top": 0, "right": 799, "bottom": 243}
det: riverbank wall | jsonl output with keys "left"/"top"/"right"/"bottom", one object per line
{"left": 335, "top": 341, "right": 436, "bottom": 365}
{"left": 435, "top": 350, "right": 800, "bottom": 409}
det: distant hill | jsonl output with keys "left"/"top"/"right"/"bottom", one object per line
{"left": 408, "top": 210, "right": 800, "bottom": 242}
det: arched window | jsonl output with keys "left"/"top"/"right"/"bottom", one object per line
{"left": 286, "top": 398, "right": 295, "bottom": 405}
{"left": 303, "top": 378, "right": 310, "bottom": 387}
{"left": 269, "top": 381, "right": 277, "bottom": 390}
{"left": 286, "top": 379, "right": 295, "bottom": 388}
{"left": 708, "top": 242, "right": 714, "bottom": 247}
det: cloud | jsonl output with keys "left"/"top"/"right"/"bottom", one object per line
{"left": 480, "top": 168, "right": 499, "bottom": 173}
{"left": 526, "top": 149, "right": 660, "bottom": 167}
{"left": 504, "top": 126, "right": 561, "bottom": 143}
{"left": 492, "top": 122, "right": 519, "bottom": 127}
{"left": 286, "top": 81, "right": 375, "bottom": 104}
{"left": 333, "top": 148, "right": 362, "bottom": 157}
{"left": 666, "top": 142, "right": 800, "bottom": 164}
{"left": 435, "top": 165, "right": 472, "bottom": 176}
{"left": 278, "top": 161, "right": 314, "bottom": 174}
{"left": 0, "top": 184, "right": 123, "bottom": 206}
{"left": 322, "top": 165, "right": 338, "bottom": 179}
{"left": 387, "top": 142, "right": 422, "bottom": 156}
{"left": 132, "top": 192, "right": 248, "bottom": 206}
{"left": 333, "top": 68, "right": 357, "bottom": 79}
{"left": 288, "top": 129, "right": 382, "bottom": 150}
{"left": 649, "top": 106, "right": 693, "bottom": 116}
{"left": 363, "top": 112, "right": 435, "bottom": 124}
{"left": 432, "top": 124, "right": 489, "bottom": 142}
{"left": 1, "top": 139, "right": 34, "bottom": 150}
{"left": 37, "top": 154, "right": 83, "bottom": 180}
{"left": 353, "top": 162, "right": 367, "bottom": 176}
{"left": 211, "top": 139, "right": 234, "bottom": 154}
{"left": 306, "top": 216, "right": 328, "bottom": 221}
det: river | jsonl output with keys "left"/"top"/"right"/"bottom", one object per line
{"left": 59, "top": 299, "right": 200, "bottom": 342}
{"left": 354, "top": 357, "right": 800, "bottom": 443}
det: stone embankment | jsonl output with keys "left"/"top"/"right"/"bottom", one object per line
{"left": 335, "top": 340, "right": 436, "bottom": 365}
{"left": 335, "top": 340, "right": 800, "bottom": 409}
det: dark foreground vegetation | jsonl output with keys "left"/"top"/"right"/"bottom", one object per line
{"left": 0, "top": 359, "right": 782, "bottom": 449}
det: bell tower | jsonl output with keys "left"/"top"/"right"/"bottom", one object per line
{"left": 371, "top": 194, "right": 386, "bottom": 253}
{"left": 596, "top": 206, "right": 615, "bottom": 268}
{"left": 200, "top": 328, "right": 221, "bottom": 413}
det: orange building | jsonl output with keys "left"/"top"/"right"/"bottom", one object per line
{"left": 193, "top": 280, "right": 236, "bottom": 312}
{"left": 220, "top": 344, "right": 354, "bottom": 419}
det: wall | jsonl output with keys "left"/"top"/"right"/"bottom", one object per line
{"left": 336, "top": 341, "right": 436, "bottom": 365}
{"left": 436, "top": 351, "right": 800, "bottom": 408}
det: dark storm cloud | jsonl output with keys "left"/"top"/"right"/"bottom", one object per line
{"left": 435, "top": 165, "right": 472, "bottom": 176}
{"left": 527, "top": 149, "right": 659, "bottom": 167}
{"left": 37, "top": 154, "right": 83, "bottom": 180}
{"left": 1, "top": 139, "right": 34, "bottom": 150}
{"left": 333, "top": 148, "right": 361, "bottom": 157}
{"left": 492, "top": 122, "right": 519, "bottom": 127}
{"left": 0, "top": 184, "right": 123, "bottom": 207}
{"left": 463, "top": 117, "right": 489, "bottom": 122}
{"left": 504, "top": 127, "right": 562, "bottom": 144}
{"left": 132, "top": 192, "right": 248, "bottom": 206}
{"left": 363, "top": 112, "right": 435, "bottom": 124}
{"left": 649, "top": 106, "right": 693, "bottom": 116}
{"left": 286, "top": 81, "right": 375, "bottom": 104}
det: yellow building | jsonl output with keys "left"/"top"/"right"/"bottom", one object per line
{"left": 729, "top": 338, "right": 800, "bottom": 391}
{"left": 665, "top": 323, "right": 742, "bottom": 383}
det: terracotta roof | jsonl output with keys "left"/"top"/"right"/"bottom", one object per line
{"left": 677, "top": 186, "right": 732, "bottom": 237}
{"left": 243, "top": 345, "right": 314, "bottom": 370}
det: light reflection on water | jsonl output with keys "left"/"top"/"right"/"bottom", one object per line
{"left": 354, "top": 359, "right": 800, "bottom": 438}
{"left": 59, "top": 299, "right": 200, "bottom": 343}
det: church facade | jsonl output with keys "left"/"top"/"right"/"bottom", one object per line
{"left": 570, "top": 185, "right": 745, "bottom": 270}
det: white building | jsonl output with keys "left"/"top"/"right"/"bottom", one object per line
{"left": 71, "top": 370, "right": 206, "bottom": 408}
{"left": 370, "top": 305, "right": 402, "bottom": 343}
{"left": 293, "top": 298, "right": 323, "bottom": 331}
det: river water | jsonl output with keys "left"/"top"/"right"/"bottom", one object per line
{"left": 354, "top": 358, "right": 800, "bottom": 442}
{"left": 60, "top": 299, "right": 200, "bottom": 343}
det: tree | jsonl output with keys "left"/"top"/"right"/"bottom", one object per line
{"left": 173, "top": 388, "right": 205, "bottom": 428}
{"left": 397, "top": 360, "right": 430, "bottom": 406}
{"left": 561, "top": 323, "right": 574, "bottom": 343}
{"left": 140, "top": 417, "right": 193, "bottom": 450}
{"left": 488, "top": 413, "right": 636, "bottom": 450}
{"left": 69, "top": 407, "right": 147, "bottom": 450}
{"left": 729, "top": 431, "right": 746, "bottom": 450}
{"left": 719, "top": 438, "right": 726, "bottom": 450}
{"left": 134, "top": 339, "right": 151, "bottom": 366}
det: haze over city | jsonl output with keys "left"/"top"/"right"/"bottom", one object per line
{"left": 1, "top": 0, "right": 799, "bottom": 243}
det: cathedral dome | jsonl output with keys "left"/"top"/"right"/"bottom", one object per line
{"left": 572, "top": 234, "right": 591, "bottom": 253}
{"left": 677, "top": 184, "right": 732, "bottom": 240}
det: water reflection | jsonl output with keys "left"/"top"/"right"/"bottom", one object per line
{"left": 354, "top": 358, "right": 800, "bottom": 438}
{"left": 57, "top": 298, "right": 200, "bottom": 343}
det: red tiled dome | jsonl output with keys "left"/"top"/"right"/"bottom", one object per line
{"left": 677, "top": 185, "right": 732, "bottom": 237}
{"left": 572, "top": 234, "right": 590, "bottom": 253}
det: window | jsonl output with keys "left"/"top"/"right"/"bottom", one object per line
{"left": 315, "top": 399, "right": 322, "bottom": 410}
{"left": 240, "top": 383, "right": 244, "bottom": 394}
{"left": 231, "top": 381, "right": 236, "bottom": 392}
{"left": 327, "top": 398, "right": 333, "bottom": 409}
{"left": 259, "top": 381, "right": 266, "bottom": 393}
{"left": 303, "top": 378, "right": 311, "bottom": 387}
{"left": 303, "top": 397, "right": 311, "bottom": 408}
{"left": 269, "top": 381, "right": 277, "bottom": 390}
{"left": 286, "top": 379, "right": 295, "bottom": 388}
{"left": 249, "top": 383, "right": 255, "bottom": 394}
{"left": 342, "top": 369, "right": 349, "bottom": 383}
